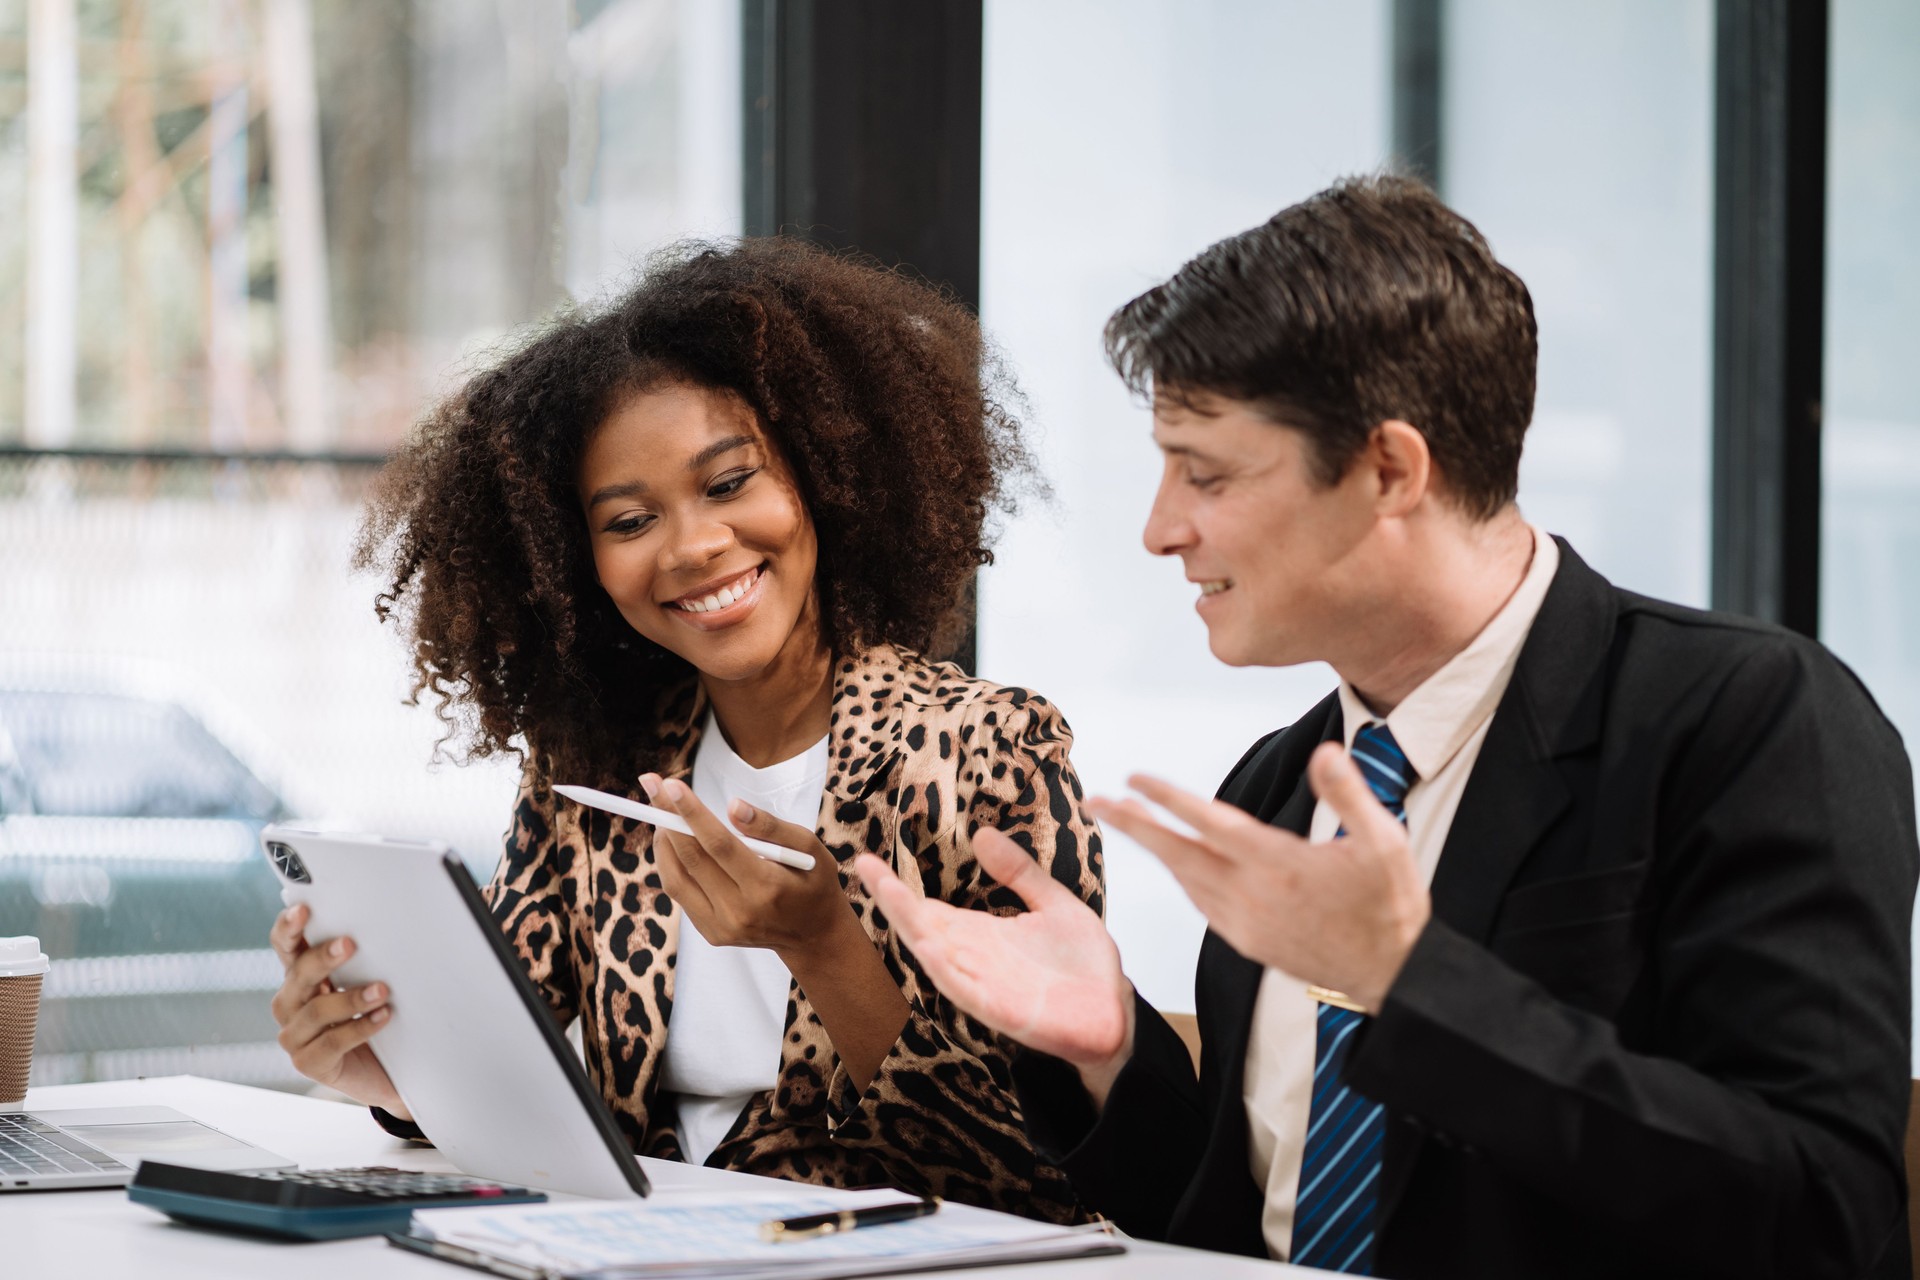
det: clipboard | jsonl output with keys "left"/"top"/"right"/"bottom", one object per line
{"left": 382, "top": 1196, "right": 1125, "bottom": 1280}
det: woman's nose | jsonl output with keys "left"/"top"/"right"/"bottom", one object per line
{"left": 661, "top": 512, "right": 734, "bottom": 573}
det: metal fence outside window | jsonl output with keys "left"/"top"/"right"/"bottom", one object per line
{"left": 0, "top": 448, "right": 522, "bottom": 1089}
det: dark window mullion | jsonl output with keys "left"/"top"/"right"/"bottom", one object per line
{"left": 1391, "top": 0, "right": 1445, "bottom": 190}
{"left": 1710, "top": 0, "right": 1828, "bottom": 637}
{"left": 742, "top": 0, "right": 985, "bottom": 670}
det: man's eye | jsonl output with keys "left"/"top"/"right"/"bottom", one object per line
{"left": 1186, "top": 472, "right": 1224, "bottom": 491}
{"left": 709, "top": 468, "right": 757, "bottom": 499}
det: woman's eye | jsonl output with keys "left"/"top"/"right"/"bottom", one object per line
{"left": 708, "top": 468, "right": 757, "bottom": 499}
{"left": 1186, "top": 472, "right": 1224, "bottom": 491}
{"left": 605, "top": 513, "right": 655, "bottom": 536}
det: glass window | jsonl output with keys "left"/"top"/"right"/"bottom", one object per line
{"left": 1823, "top": 0, "right": 1920, "bottom": 756}
{"left": 1819, "top": 0, "right": 1920, "bottom": 1063}
{"left": 979, "top": 0, "right": 1391, "bottom": 1011}
{"left": 0, "top": 0, "right": 737, "bottom": 1087}
{"left": 981, "top": 0, "right": 1715, "bottom": 1008}
{"left": 1444, "top": 0, "right": 1715, "bottom": 606}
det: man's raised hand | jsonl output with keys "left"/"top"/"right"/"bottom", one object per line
{"left": 1089, "top": 741, "right": 1430, "bottom": 1013}
{"left": 854, "top": 828, "right": 1133, "bottom": 1075}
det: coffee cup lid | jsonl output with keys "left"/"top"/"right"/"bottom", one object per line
{"left": 0, "top": 938, "right": 49, "bottom": 978}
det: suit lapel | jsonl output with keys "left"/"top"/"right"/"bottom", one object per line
{"left": 1424, "top": 679, "right": 1572, "bottom": 944}
{"left": 1426, "top": 538, "right": 1613, "bottom": 945}
{"left": 1264, "top": 733, "right": 1326, "bottom": 834}
{"left": 1205, "top": 702, "right": 1341, "bottom": 1152}
{"left": 1208, "top": 763, "right": 1323, "bottom": 1088}
{"left": 1373, "top": 680, "right": 1574, "bottom": 1226}
{"left": 1376, "top": 538, "right": 1615, "bottom": 1228}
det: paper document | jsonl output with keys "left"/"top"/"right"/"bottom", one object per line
{"left": 406, "top": 1189, "right": 1121, "bottom": 1279}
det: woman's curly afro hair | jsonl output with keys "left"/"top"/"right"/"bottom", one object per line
{"left": 356, "top": 238, "right": 1038, "bottom": 788}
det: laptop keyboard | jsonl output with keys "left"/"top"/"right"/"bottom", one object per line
{"left": 0, "top": 1114, "right": 130, "bottom": 1178}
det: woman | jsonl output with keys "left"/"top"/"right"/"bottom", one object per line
{"left": 265, "top": 239, "right": 1105, "bottom": 1221}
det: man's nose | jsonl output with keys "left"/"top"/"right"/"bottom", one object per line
{"left": 1142, "top": 477, "right": 1192, "bottom": 558}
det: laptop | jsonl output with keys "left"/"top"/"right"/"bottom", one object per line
{"left": 0, "top": 1104, "right": 293, "bottom": 1191}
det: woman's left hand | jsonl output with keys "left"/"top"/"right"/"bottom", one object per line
{"left": 642, "top": 773, "right": 910, "bottom": 1089}
{"left": 640, "top": 773, "right": 852, "bottom": 961}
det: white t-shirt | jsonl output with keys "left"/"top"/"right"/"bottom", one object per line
{"left": 657, "top": 710, "right": 829, "bottom": 1165}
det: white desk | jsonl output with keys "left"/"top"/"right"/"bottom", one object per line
{"left": 9, "top": 1076, "right": 1299, "bottom": 1278}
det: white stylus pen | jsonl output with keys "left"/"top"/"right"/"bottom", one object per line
{"left": 552, "top": 784, "right": 817, "bottom": 871}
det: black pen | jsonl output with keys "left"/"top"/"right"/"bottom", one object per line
{"left": 759, "top": 1196, "right": 942, "bottom": 1242}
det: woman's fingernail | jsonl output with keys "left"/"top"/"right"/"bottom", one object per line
{"left": 330, "top": 939, "right": 347, "bottom": 958}
{"left": 638, "top": 774, "right": 658, "bottom": 798}
{"left": 363, "top": 984, "right": 385, "bottom": 1004}
{"left": 731, "top": 800, "right": 755, "bottom": 823}
{"left": 370, "top": 1008, "right": 390, "bottom": 1024}
{"left": 663, "top": 779, "right": 686, "bottom": 800}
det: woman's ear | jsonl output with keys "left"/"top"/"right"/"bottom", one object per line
{"left": 1369, "top": 419, "right": 1432, "bottom": 518}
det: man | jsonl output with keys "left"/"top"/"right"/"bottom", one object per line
{"left": 855, "top": 176, "right": 1918, "bottom": 1279}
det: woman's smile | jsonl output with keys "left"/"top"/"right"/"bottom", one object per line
{"left": 665, "top": 564, "right": 767, "bottom": 631}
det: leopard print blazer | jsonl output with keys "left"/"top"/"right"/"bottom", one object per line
{"left": 484, "top": 644, "right": 1106, "bottom": 1222}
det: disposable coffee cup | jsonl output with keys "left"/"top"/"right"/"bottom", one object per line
{"left": 0, "top": 937, "right": 50, "bottom": 1110}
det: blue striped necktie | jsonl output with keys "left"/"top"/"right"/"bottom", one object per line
{"left": 1289, "top": 720, "right": 1415, "bottom": 1275}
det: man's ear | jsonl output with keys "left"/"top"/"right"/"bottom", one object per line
{"left": 1369, "top": 420, "right": 1432, "bottom": 517}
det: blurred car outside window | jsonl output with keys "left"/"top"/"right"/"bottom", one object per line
{"left": 0, "top": 660, "right": 303, "bottom": 1088}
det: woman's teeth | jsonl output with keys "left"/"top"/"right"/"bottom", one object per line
{"left": 1200, "top": 580, "right": 1230, "bottom": 596}
{"left": 677, "top": 570, "right": 756, "bottom": 613}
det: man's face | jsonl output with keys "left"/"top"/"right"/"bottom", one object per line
{"left": 1142, "top": 395, "right": 1380, "bottom": 668}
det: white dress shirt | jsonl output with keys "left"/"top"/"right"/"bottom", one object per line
{"left": 658, "top": 711, "right": 827, "bottom": 1165}
{"left": 1241, "top": 524, "right": 1560, "bottom": 1260}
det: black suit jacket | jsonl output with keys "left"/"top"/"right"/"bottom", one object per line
{"left": 1017, "top": 540, "right": 1918, "bottom": 1279}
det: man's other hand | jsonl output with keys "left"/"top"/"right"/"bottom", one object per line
{"left": 1090, "top": 742, "right": 1431, "bottom": 1013}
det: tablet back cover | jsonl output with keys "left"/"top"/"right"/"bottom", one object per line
{"left": 262, "top": 825, "right": 648, "bottom": 1200}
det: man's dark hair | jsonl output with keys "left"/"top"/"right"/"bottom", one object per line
{"left": 1104, "top": 174, "right": 1537, "bottom": 518}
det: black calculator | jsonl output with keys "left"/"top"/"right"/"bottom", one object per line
{"left": 128, "top": 1161, "right": 547, "bottom": 1240}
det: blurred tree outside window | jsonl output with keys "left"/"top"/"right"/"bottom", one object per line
{"left": 0, "top": 0, "right": 739, "bottom": 452}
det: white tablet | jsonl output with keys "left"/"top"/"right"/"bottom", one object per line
{"left": 259, "top": 825, "right": 649, "bottom": 1201}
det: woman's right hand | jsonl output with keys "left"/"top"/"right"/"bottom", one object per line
{"left": 269, "top": 904, "right": 408, "bottom": 1118}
